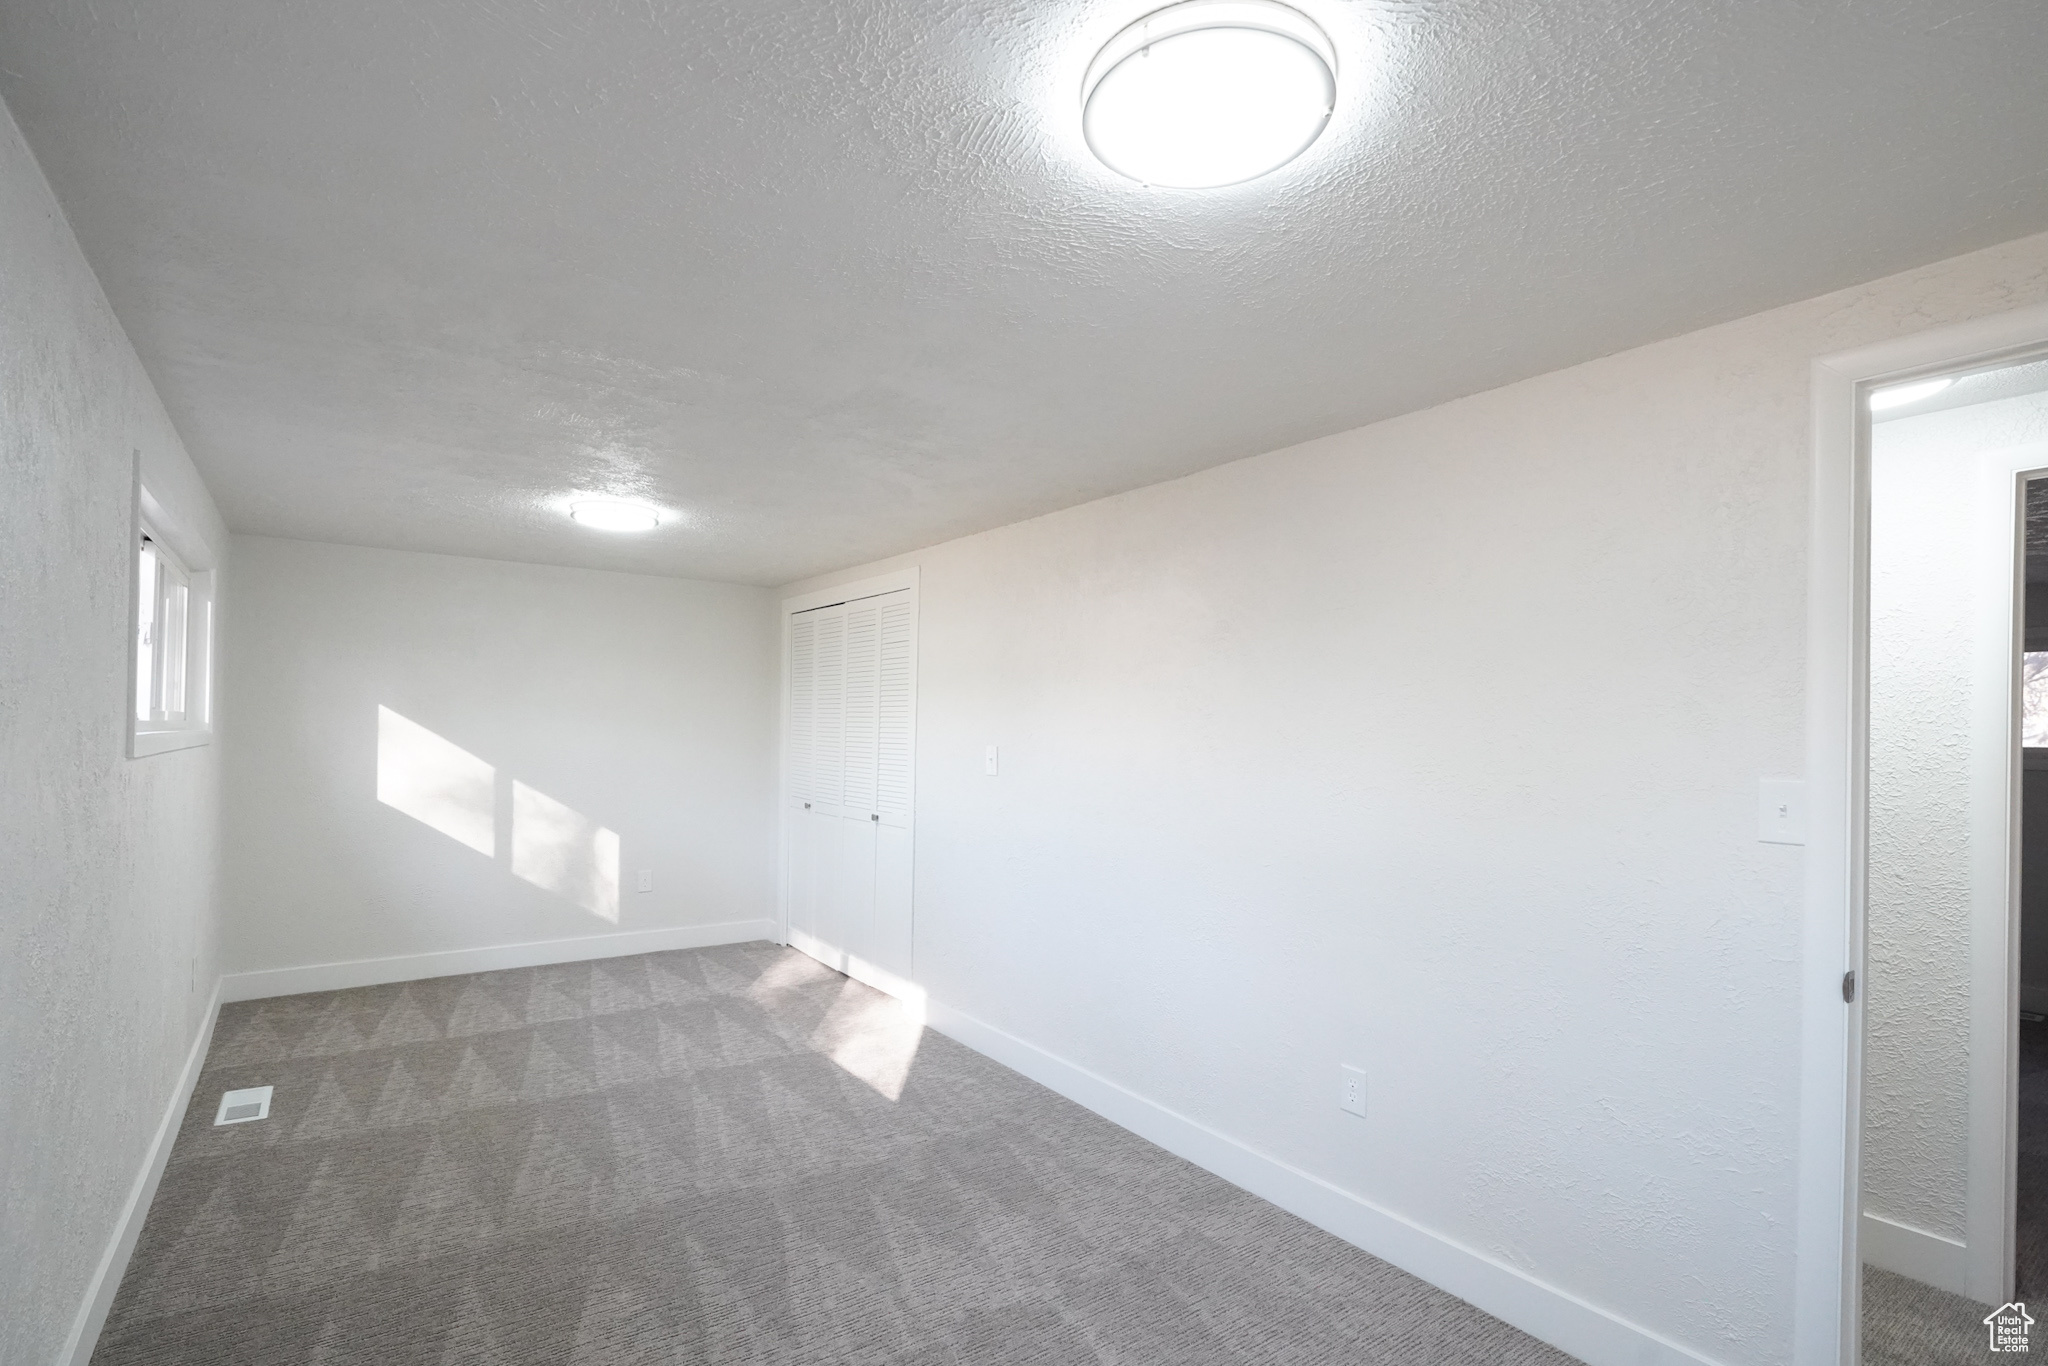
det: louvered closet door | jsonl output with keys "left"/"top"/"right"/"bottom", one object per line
{"left": 828, "top": 599, "right": 882, "bottom": 960}
{"left": 787, "top": 600, "right": 855, "bottom": 965}
{"left": 870, "top": 591, "right": 915, "bottom": 973}
{"left": 784, "top": 588, "right": 915, "bottom": 990}
{"left": 785, "top": 608, "right": 829, "bottom": 949}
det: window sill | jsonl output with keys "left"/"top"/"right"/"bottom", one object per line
{"left": 131, "top": 727, "right": 211, "bottom": 758}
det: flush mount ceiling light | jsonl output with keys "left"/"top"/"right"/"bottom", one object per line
{"left": 1868, "top": 376, "right": 1955, "bottom": 412}
{"left": 1082, "top": 0, "right": 1336, "bottom": 189}
{"left": 569, "top": 499, "right": 661, "bottom": 532}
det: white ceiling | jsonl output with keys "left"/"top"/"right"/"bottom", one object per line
{"left": 3, "top": 1, "right": 2046, "bottom": 585}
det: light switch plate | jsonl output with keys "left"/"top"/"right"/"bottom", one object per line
{"left": 984, "top": 744, "right": 999, "bottom": 776}
{"left": 1759, "top": 778, "right": 1806, "bottom": 845}
{"left": 1339, "top": 1065, "right": 1367, "bottom": 1119}
{"left": 636, "top": 869, "right": 653, "bottom": 893}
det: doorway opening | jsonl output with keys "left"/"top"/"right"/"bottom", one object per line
{"left": 1859, "top": 355, "right": 2048, "bottom": 1362}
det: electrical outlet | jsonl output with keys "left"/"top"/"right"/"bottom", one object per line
{"left": 1339, "top": 1064, "right": 1367, "bottom": 1119}
{"left": 636, "top": 869, "right": 653, "bottom": 893}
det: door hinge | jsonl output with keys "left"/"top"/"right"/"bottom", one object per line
{"left": 1842, "top": 970, "right": 1857, "bottom": 1003}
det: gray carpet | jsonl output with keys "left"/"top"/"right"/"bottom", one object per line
{"left": 1861, "top": 1266, "right": 2002, "bottom": 1365}
{"left": 92, "top": 942, "right": 1581, "bottom": 1365}
{"left": 2018, "top": 1013, "right": 2048, "bottom": 1302}
{"left": 1859, "top": 1015, "right": 2048, "bottom": 1362}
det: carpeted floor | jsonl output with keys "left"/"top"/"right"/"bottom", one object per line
{"left": 1860, "top": 1015, "right": 2048, "bottom": 1363}
{"left": 1861, "top": 1266, "right": 1999, "bottom": 1365}
{"left": 92, "top": 942, "right": 1579, "bottom": 1365}
{"left": 2017, "top": 1013, "right": 2048, "bottom": 1302}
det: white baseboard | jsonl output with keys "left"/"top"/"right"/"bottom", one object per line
{"left": 220, "top": 919, "right": 779, "bottom": 1002}
{"left": 923, "top": 1000, "right": 1722, "bottom": 1366}
{"left": 1860, "top": 1211, "right": 1970, "bottom": 1298}
{"left": 786, "top": 928, "right": 927, "bottom": 1016}
{"left": 94, "top": 941, "right": 1714, "bottom": 1366}
{"left": 64, "top": 923, "right": 775, "bottom": 1361}
{"left": 60, "top": 979, "right": 224, "bottom": 1366}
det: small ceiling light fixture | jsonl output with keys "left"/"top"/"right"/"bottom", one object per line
{"left": 569, "top": 498, "right": 662, "bottom": 532}
{"left": 1868, "top": 376, "right": 1955, "bottom": 412}
{"left": 1082, "top": 0, "right": 1336, "bottom": 189}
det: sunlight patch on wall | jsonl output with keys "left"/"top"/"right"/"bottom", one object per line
{"left": 809, "top": 977, "right": 923, "bottom": 1100}
{"left": 512, "top": 780, "right": 620, "bottom": 922}
{"left": 376, "top": 705, "right": 495, "bottom": 856}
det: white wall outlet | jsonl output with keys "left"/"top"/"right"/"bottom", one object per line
{"left": 1339, "top": 1064, "right": 1367, "bottom": 1119}
{"left": 1758, "top": 778, "right": 1806, "bottom": 845}
{"left": 636, "top": 868, "right": 653, "bottom": 893}
{"left": 984, "top": 744, "right": 999, "bottom": 776}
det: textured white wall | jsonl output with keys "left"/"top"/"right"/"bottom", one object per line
{"left": 0, "top": 107, "right": 228, "bottom": 1366}
{"left": 781, "top": 233, "right": 2048, "bottom": 1365}
{"left": 220, "top": 536, "right": 778, "bottom": 973}
{"left": 1864, "top": 391, "right": 2048, "bottom": 1243}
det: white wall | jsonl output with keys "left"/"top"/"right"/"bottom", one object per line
{"left": 780, "top": 233, "right": 2048, "bottom": 1366}
{"left": 221, "top": 536, "right": 777, "bottom": 977}
{"left": 0, "top": 105, "right": 228, "bottom": 1366}
{"left": 1863, "top": 391, "right": 2048, "bottom": 1253}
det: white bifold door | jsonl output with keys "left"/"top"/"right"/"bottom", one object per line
{"left": 786, "top": 589, "right": 915, "bottom": 990}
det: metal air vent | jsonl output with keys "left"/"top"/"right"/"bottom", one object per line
{"left": 214, "top": 1085, "right": 273, "bottom": 1125}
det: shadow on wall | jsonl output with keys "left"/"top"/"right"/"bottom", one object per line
{"left": 374, "top": 705, "right": 620, "bottom": 922}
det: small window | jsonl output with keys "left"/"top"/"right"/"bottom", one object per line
{"left": 131, "top": 494, "right": 214, "bottom": 757}
{"left": 2026, "top": 652, "right": 2048, "bottom": 750}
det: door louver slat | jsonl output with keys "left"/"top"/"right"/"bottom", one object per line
{"left": 788, "top": 611, "right": 817, "bottom": 803}
{"left": 812, "top": 607, "right": 846, "bottom": 806}
{"left": 877, "top": 592, "right": 914, "bottom": 821}
{"left": 842, "top": 601, "right": 881, "bottom": 813}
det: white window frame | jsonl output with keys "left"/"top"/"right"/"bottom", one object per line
{"left": 130, "top": 481, "right": 216, "bottom": 758}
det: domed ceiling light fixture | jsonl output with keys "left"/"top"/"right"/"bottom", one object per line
{"left": 569, "top": 498, "right": 662, "bottom": 532}
{"left": 1082, "top": 0, "right": 1337, "bottom": 189}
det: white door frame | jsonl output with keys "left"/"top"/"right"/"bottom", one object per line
{"left": 776, "top": 566, "right": 920, "bottom": 961}
{"left": 1801, "top": 302, "right": 2048, "bottom": 1365}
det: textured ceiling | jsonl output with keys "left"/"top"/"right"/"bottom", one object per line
{"left": 3, "top": 0, "right": 2047, "bottom": 585}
